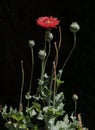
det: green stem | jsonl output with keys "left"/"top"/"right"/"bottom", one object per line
{"left": 58, "top": 26, "right": 62, "bottom": 51}
{"left": 44, "top": 40, "right": 47, "bottom": 51}
{"left": 53, "top": 61, "right": 56, "bottom": 106}
{"left": 29, "top": 47, "right": 34, "bottom": 92}
{"left": 44, "top": 29, "right": 49, "bottom": 50}
{"left": 19, "top": 60, "right": 24, "bottom": 112}
{"left": 37, "top": 59, "right": 45, "bottom": 96}
{"left": 48, "top": 42, "right": 58, "bottom": 106}
{"left": 41, "top": 60, "right": 45, "bottom": 81}
{"left": 44, "top": 29, "right": 52, "bottom": 73}
{"left": 75, "top": 100, "right": 77, "bottom": 117}
{"left": 48, "top": 68, "right": 53, "bottom": 106}
{"left": 44, "top": 41, "right": 51, "bottom": 72}
{"left": 62, "top": 32, "right": 76, "bottom": 72}
{"left": 39, "top": 31, "right": 51, "bottom": 93}
{"left": 27, "top": 47, "right": 34, "bottom": 108}
{"left": 48, "top": 27, "right": 61, "bottom": 106}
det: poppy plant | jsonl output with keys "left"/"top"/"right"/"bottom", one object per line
{"left": 0, "top": 17, "right": 88, "bottom": 130}
{"left": 36, "top": 16, "right": 60, "bottom": 29}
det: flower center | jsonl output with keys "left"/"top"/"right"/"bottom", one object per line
{"left": 46, "top": 20, "right": 51, "bottom": 24}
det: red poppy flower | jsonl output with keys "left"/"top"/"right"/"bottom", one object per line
{"left": 36, "top": 16, "right": 60, "bottom": 29}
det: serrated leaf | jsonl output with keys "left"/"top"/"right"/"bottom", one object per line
{"left": 55, "top": 92, "right": 64, "bottom": 102}
{"left": 63, "top": 114, "right": 70, "bottom": 124}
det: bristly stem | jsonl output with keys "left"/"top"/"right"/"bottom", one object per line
{"left": 62, "top": 32, "right": 76, "bottom": 72}
{"left": 19, "top": 60, "right": 24, "bottom": 112}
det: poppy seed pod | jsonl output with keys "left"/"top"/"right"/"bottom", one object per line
{"left": 38, "top": 50, "right": 46, "bottom": 60}
{"left": 45, "top": 31, "right": 53, "bottom": 42}
{"left": 70, "top": 22, "right": 80, "bottom": 32}
{"left": 48, "top": 32, "right": 53, "bottom": 40}
{"left": 29, "top": 40, "right": 35, "bottom": 47}
{"left": 72, "top": 94, "right": 78, "bottom": 101}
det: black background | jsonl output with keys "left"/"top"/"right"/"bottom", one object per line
{"left": 0, "top": 0, "right": 95, "bottom": 129}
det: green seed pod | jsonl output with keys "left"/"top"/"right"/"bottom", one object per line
{"left": 29, "top": 40, "right": 35, "bottom": 47}
{"left": 38, "top": 50, "right": 46, "bottom": 60}
{"left": 73, "top": 94, "right": 78, "bottom": 101}
{"left": 70, "top": 22, "right": 80, "bottom": 32}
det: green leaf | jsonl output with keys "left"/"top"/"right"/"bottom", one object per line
{"left": 2, "top": 105, "right": 7, "bottom": 115}
{"left": 43, "top": 86, "right": 51, "bottom": 96}
{"left": 54, "top": 110, "right": 63, "bottom": 116}
{"left": 5, "top": 121, "right": 27, "bottom": 130}
{"left": 26, "top": 107, "right": 36, "bottom": 117}
{"left": 11, "top": 112, "right": 24, "bottom": 122}
{"left": 25, "top": 92, "right": 32, "bottom": 100}
{"left": 32, "top": 102, "right": 41, "bottom": 112}
{"left": 55, "top": 92, "right": 64, "bottom": 102}
{"left": 37, "top": 111, "right": 43, "bottom": 120}
{"left": 56, "top": 79, "right": 64, "bottom": 88}
{"left": 63, "top": 114, "right": 70, "bottom": 124}
{"left": 40, "top": 86, "right": 51, "bottom": 99}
